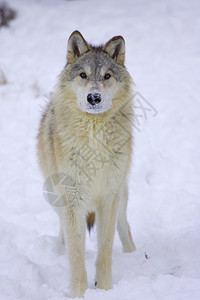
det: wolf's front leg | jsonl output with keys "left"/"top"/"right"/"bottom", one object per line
{"left": 61, "top": 207, "right": 87, "bottom": 298}
{"left": 95, "top": 197, "right": 120, "bottom": 290}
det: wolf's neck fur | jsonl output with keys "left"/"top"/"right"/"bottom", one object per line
{"left": 54, "top": 81, "right": 133, "bottom": 140}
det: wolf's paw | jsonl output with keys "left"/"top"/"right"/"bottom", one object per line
{"left": 94, "top": 276, "right": 111, "bottom": 291}
{"left": 70, "top": 273, "right": 87, "bottom": 298}
{"left": 123, "top": 240, "right": 136, "bottom": 253}
{"left": 70, "top": 285, "right": 87, "bottom": 298}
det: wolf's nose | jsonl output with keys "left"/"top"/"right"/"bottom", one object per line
{"left": 87, "top": 93, "right": 101, "bottom": 105}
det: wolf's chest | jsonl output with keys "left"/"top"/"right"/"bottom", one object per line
{"left": 60, "top": 118, "right": 131, "bottom": 205}
{"left": 69, "top": 138, "right": 115, "bottom": 184}
{"left": 68, "top": 136, "right": 129, "bottom": 199}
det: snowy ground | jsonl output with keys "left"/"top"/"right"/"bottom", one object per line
{"left": 0, "top": 0, "right": 200, "bottom": 299}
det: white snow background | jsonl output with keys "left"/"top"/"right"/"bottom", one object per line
{"left": 0, "top": 0, "right": 200, "bottom": 299}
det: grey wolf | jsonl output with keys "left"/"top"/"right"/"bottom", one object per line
{"left": 37, "top": 30, "right": 136, "bottom": 298}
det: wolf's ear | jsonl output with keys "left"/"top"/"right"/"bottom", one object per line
{"left": 67, "top": 31, "right": 89, "bottom": 63}
{"left": 103, "top": 36, "right": 125, "bottom": 65}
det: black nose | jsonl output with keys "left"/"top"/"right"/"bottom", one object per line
{"left": 87, "top": 93, "right": 101, "bottom": 105}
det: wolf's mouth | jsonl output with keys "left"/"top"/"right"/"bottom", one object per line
{"left": 79, "top": 100, "right": 111, "bottom": 114}
{"left": 88, "top": 104, "right": 101, "bottom": 110}
{"left": 87, "top": 104, "right": 104, "bottom": 114}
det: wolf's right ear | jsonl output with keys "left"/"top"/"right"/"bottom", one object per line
{"left": 67, "top": 31, "right": 89, "bottom": 63}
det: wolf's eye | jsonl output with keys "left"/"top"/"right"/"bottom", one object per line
{"left": 104, "top": 73, "right": 111, "bottom": 80}
{"left": 80, "top": 72, "right": 87, "bottom": 79}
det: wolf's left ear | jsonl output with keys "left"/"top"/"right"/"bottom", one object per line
{"left": 103, "top": 36, "right": 125, "bottom": 65}
{"left": 67, "top": 31, "right": 89, "bottom": 63}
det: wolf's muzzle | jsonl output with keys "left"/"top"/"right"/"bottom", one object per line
{"left": 87, "top": 93, "right": 101, "bottom": 105}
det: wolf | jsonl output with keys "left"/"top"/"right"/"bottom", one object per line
{"left": 37, "top": 30, "right": 136, "bottom": 298}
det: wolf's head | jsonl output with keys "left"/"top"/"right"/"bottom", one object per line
{"left": 59, "top": 31, "right": 131, "bottom": 114}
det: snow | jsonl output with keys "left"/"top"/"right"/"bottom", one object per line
{"left": 0, "top": 0, "right": 200, "bottom": 299}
